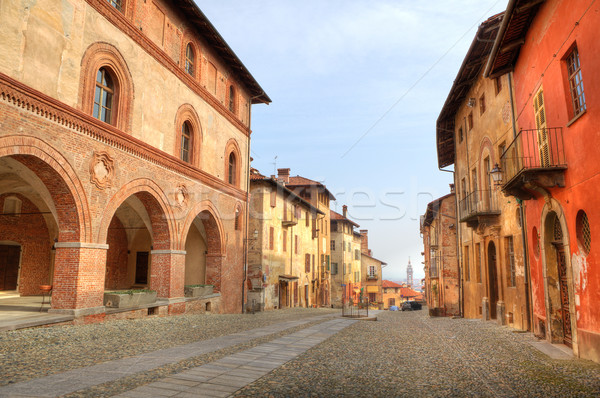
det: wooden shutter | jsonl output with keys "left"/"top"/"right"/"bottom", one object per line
{"left": 534, "top": 87, "right": 550, "bottom": 167}
{"left": 305, "top": 253, "right": 311, "bottom": 273}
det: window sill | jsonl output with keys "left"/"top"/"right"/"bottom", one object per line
{"left": 566, "top": 109, "right": 586, "bottom": 127}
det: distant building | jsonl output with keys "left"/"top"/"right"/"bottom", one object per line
{"left": 421, "top": 190, "right": 459, "bottom": 317}
{"left": 281, "top": 169, "right": 335, "bottom": 307}
{"left": 382, "top": 280, "right": 420, "bottom": 309}
{"left": 247, "top": 170, "right": 323, "bottom": 310}
{"left": 330, "top": 206, "right": 361, "bottom": 307}
{"left": 360, "top": 230, "right": 386, "bottom": 309}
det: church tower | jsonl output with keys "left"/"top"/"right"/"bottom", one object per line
{"left": 407, "top": 258, "right": 413, "bottom": 288}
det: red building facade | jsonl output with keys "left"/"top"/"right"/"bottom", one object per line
{"left": 487, "top": 0, "right": 600, "bottom": 362}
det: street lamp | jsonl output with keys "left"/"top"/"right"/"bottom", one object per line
{"left": 490, "top": 163, "right": 503, "bottom": 186}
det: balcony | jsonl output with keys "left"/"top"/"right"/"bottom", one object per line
{"left": 366, "top": 274, "right": 378, "bottom": 281}
{"left": 459, "top": 189, "right": 500, "bottom": 229}
{"left": 501, "top": 127, "right": 567, "bottom": 200}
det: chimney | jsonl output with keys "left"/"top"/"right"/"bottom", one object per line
{"left": 449, "top": 183, "right": 455, "bottom": 193}
{"left": 342, "top": 205, "right": 348, "bottom": 218}
{"left": 277, "top": 168, "right": 290, "bottom": 184}
{"left": 360, "top": 229, "right": 369, "bottom": 254}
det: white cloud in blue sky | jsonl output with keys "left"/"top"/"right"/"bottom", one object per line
{"left": 198, "top": 0, "right": 506, "bottom": 282}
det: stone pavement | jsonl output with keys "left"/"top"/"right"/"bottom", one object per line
{"left": 112, "top": 317, "right": 356, "bottom": 398}
{"left": 0, "top": 313, "right": 353, "bottom": 397}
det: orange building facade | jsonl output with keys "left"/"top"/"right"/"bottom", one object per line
{"left": 486, "top": 0, "right": 600, "bottom": 362}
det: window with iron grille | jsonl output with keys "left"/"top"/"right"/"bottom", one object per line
{"left": 330, "top": 240, "right": 335, "bottom": 251}
{"left": 565, "top": 46, "right": 586, "bottom": 118}
{"left": 369, "top": 265, "right": 376, "bottom": 277}
{"left": 506, "top": 236, "right": 516, "bottom": 287}
{"left": 576, "top": 210, "right": 591, "bottom": 255}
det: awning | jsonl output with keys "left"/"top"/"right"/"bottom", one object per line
{"left": 367, "top": 286, "right": 379, "bottom": 293}
{"left": 279, "top": 274, "right": 299, "bottom": 281}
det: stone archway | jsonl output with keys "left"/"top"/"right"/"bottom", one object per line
{"left": 100, "top": 179, "right": 178, "bottom": 299}
{"left": 180, "top": 201, "right": 225, "bottom": 292}
{"left": 0, "top": 137, "right": 96, "bottom": 311}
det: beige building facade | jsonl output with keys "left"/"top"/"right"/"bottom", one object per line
{"left": 247, "top": 171, "right": 322, "bottom": 310}
{"left": 330, "top": 206, "right": 361, "bottom": 307}
{"left": 436, "top": 13, "right": 531, "bottom": 330}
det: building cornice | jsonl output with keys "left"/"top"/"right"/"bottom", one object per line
{"left": 0, "top": 72, "right": 248, "bottom": 202}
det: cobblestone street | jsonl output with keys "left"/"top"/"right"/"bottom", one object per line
{"left": 234, "top": 310, "right": 600, "bottom": 398}
{"left": 1, "top": 309, "right": 599, "bottom": 397}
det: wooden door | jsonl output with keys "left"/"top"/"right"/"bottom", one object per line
{"left": 556, "top": 245, "right": 573, "bottom": 347}
{"left": 0, "top": 245, "right": 20, "bottom": 290}
{"left": 135, "top": 251, "right": 149, "bottom": 285}
{"left": 487, "top": 242, "right": 498, "bottom": 319}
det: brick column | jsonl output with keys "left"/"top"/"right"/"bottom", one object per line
{"left": 149, "top": 250, "right": 186, "bottom": 299}
{"left": 50, "top": 242, "right": 108, "bottom": 316}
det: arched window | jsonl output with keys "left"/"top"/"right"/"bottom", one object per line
{"left": 228, "top": 85, "right": 235, "bottom": 113}
{"left": 93, "top": 68, "right": 114, "bottom": 124}
{"left": 185, "top": 43, "right": 195, "bottom": 77}
{"left": 180, "top": 121, "right": 192, "bottom": 162}
{"left": 228, "top": 152, "right": 237, "bottom": 185}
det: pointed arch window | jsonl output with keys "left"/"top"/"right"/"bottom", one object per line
{"left": 180, "top": 121, "right": 192, "bottom": 163}
{"left": 93, "top": 68, "right": 114, "bottom": 124}
{"left": 185, "top": 43, "right": 195, "bottom": 77}
{"left": 228, "top": 152, "right": 237, "bottom": 185}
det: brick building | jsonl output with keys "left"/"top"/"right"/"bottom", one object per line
{"left": 421, "top": 191, "right": 459, "bottom": 316}
{"left": 246, "top": 170, "right": 323, "bottom": 310}
{"left": 486, "top": 0, "right": 600, "bottom": 363}
{"left": 330, "top": 206, "right": 361, "bottom": 307}
{"left": 0, "top": 0, "right": 269, "bottom": 320}
{"left": 436, "top": 12, "right": 532, "bottom": 329}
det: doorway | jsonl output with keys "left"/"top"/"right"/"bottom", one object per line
{"left": 487, "top": 241, "right": 498, "bottom": 319}
{"left": 135, "top": 251, "right": 149, "bottom": 285}
{"left": 0, "top": 245, "right": 20, "bottom": 291}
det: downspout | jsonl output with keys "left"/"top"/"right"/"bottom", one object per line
{"left": 508, "top": 71, "right": 533, "bottom": 331}
{"left": 242, "top": 92, "right": 263, "bottom": 313}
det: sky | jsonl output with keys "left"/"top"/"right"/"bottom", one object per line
{"left": 198, "top": 0, "right": 507, "bottom": 283}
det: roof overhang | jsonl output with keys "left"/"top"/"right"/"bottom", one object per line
{"left": 436, "top": 13, "right": 504, "bottom": 169}
{"left": 177, "top": 0, "right": 271, "bottom": 104}
{"left": 484, "top": 0, "right": 545, "bottom": 78}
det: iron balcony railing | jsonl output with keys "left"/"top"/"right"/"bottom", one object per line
{"left": 501, "top": 127, "right": 566, "bottom": 185}
{"left": 459, "top": 189, "right": 500, "bottom": 222}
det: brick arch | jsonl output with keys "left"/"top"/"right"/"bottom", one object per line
{"left": 180, "top": 200, "right": 226, "bottom": 291}
{"left": 98, "top": 179, "right": 175, "bottom": 250}
{"left": 179, "top": 200, "right": 225, "bottom": 254}
{"left": 174, "top": 103, "right": 202, "bottom": 167}
{"left": 0, "top": 135, "right": 91, "bottom": 242}
{"left": 79, "top": 42, "right": 134, "bottom": 132}
{"left": 224, "top": 138, "right": 242, "bottom": 188}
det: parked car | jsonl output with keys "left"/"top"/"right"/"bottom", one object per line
{"left": 401, "top": 301, "right": 422, "bottom": 311}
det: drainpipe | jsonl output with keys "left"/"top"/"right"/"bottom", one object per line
{"left": 508, "top": 71, "right": 533, "bottom": 331}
